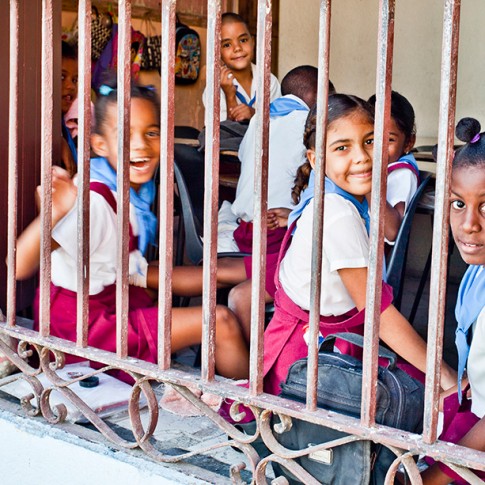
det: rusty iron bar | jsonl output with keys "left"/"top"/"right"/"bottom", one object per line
{"left": 423, "top": 0, "right": 461, "bottom": 444}
{"left": 361, "top": 0, "right": 395, "bottom": 428}
{"left": 116, "top": 0, "right": 132, "bottom": 359}
{"left": 76, "top": 0, "right": 92, "bottom": 348}
{"left": 2, "top": 321, "right": 485, "bottom": 474}
{"left": 39, "top": 0, "right": 55, "bottom": 337}
{"left": 201, "top": 0, "right": 222, "bottom": 383}
{"left": 248, "top": 0, "right": 272, "bottom": 396}
{"left": 305, "top": 0, "right": 331, "bottom": 412}
{"left": 157, "top": 0, "right": 176, "bottom": 370}
{"left": 7, "top": 0, "right": 20, "bottom": 327}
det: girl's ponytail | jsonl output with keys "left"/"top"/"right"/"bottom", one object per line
{"left": 292, "top": 160, "right": 312, "bottom": 204}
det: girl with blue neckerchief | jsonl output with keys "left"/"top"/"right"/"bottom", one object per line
{"left": 15, "top": 80, "right": 248, "bottom": 381}
{"left": 419, "top": 117, "right": 485, "bottom": 484}
{"left": 262, "top": 95, "right": 456, "bottom": 396}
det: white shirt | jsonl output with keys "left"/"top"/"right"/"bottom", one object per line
{"left": 279, "top": 195, "right": 369, "bottom": 316}
{"left": 387, "top": 167, "right": 418, "bottom": 210}
{"left": 468, "top": 305, "right": 485, "bottom": 418}
{"left": 51, "top": 184, "right": 148, "bottom": 295}
{"left": 232, "top": 95, "right": 308, "bottom": 221}
{"left": 202, "top": 63, "right": 281, "bottom": 121}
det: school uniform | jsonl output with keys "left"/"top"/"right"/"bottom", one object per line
{"left": 217, "top": 95, "right": 309, "bottom": 296}
{"left": 386, "top": 153, "right": 420, "bottom": 212}
{"left": 202, "top": 63, "right": 281, "bottom": 121}
{"left": 426, "top": 265, "right": 485, "bottom": 483}
{"left": 33, "top": 160, "right": 158, "bottom": 381}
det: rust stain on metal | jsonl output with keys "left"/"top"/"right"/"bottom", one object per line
{"left": 158, "top": 0, "right": 177, "bottom": 370}
{"left": 423, "top": 0, "right": 461, "bottom": 445}
{"left": 7, "top": 0, "right": 20, "bottom": 327}
{"left": 76, "top": 0, "right": 92, "bottom": 349}
{"left": 115, "top": 0, "right": 132, "bottom": 359}
{"left": 361, "top": 0, "right": 395, "bottom": 428}
{"left": 305, "top": 0, "right": 331, "bottom": 412}
{"left": 248, "top": 0, "right": 272, "bottom": 397}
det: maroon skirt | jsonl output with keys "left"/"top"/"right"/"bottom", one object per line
{"left": 33, "top": 283, "right": 158, "bottom": 382}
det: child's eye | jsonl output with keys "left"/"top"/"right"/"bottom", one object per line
{"left": 73, "top": 77, "right": 78, "bottom": 85}
{"left": 335, "top": 145, "right": 347, "bottom": 151}
{"left": 221, "top": 41, "right": 231, "bottom": 49}
{"left": 240, "top": 37, "right": 249, "bottom": 43}
{"left": 451, "top": 200, "right": 465, "bottom": 210}
{"left": 365, "top": 138, "right": 374, "bottom": 146}
{"left": 147, "top": 130, "right": 160, "bottom": 138}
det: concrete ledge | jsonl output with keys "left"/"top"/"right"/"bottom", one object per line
{"left": 0, "top": 398, "right": 212, "bottom": 485}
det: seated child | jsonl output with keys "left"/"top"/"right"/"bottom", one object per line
{"left": 15, "top": 80, "right": 249, "bottom": 381}
{"left": 202, "top": 12, "right": 281, "bottom": 122}
{"left": 261, "top": 95, "right": 457, "bottom": 397}
{"left": 417, "top": 117, "right": 485, "bottom": 484}
{"left": 171, "top": 68, "right": 334, "bottom": 343}
{"left": 368, "top": 91, "right": 419, "bottom": 243}
{"left": 61, "top": 41, "right": 79, "bottom": 175}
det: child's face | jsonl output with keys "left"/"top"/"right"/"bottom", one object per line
{"left": 308, "top": 112, "right": 374, "bottom": 201}
{"left": 450, "top": 166, "right": 485, "bottom": 266}
{"left": 388, "top": 117, "right": 415, "bottom": 163}
{"left": 220, "top": 21, "right": 254, "bottom": 72}
{"left": 92, "top": 98, "right": 160, "bottom": 190}
{"left": 61, "top": 57, "right": 78, "bottom": 115}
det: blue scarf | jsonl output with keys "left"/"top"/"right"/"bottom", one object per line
{"left": 288, "top": 170, "right": 370, "bottom": 234}
{"left": 269, "top": 96, "right": 309, "bottom": 118}
{"left": 455, "top": 265, "right": 485, "bottom": 401}
{"left": 235, "top": 87, "right": 256, "bottom": 107}
{"left": 90, "top": 157, "right": 157, "bottom": 256}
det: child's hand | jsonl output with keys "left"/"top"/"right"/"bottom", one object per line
{"left": 228, "top": 103, "right": 255, "bottom": 122}
{"left": 48, "top": 166, "right": 78, "bottom": 225}
{"left": 220, "top": 64, "right": 237, "bottom": 95}
{"left": 267, "top": 207, "right": 291, "bottom": 230}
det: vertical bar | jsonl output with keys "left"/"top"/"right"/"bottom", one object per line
{"left": 361, "top": 0, "right": 395, "bottom": 427}
{"left": 158, "top": 0, "right": 176, "bottom": 370}
{"left": 7, "top": 0, "right": 20, "bottom": 327}
{"left": 248, "top": 0, "right": 272, "bottom": 396}
{"left": 305, "top": 0, "right": 331, "bottom": 411}
{"left": 116, "top": 0, "right": 132, "bottom": 358}
{"left": 201, "top": 0, "right": 222, "bottom": 382}
{"left": 39, "top": 0, "right": 55, "bottom": 337}
{"left": 423, "top": 0, "right": 461, "bottom": 444}
{"left": 76, "top": 0, "right": 92, "bottom": 348}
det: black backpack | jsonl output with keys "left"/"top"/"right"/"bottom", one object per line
{"left": 272, "top": 333, "right": 425, "bottom": 485}
{"left": 175, "top": 18, "right": 201, "bottom": 85}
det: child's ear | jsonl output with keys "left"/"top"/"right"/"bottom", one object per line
{"left": 404, "top": 133, "right": 416, "bottom": 154}
{"left": 307, "top": 149, "right": 316, "bottom": 169}
{"left": 91, "top": 133, "right": 109, "bottom": 157}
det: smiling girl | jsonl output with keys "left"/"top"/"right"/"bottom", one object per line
{"left": 15, "top": 80, "right": 249, "bottom": 381}
{"left": 261, "top": 94, "right": 456, "bottom": 396}
{"left": 202, "top": 12, "right": 280, "bottom": 122}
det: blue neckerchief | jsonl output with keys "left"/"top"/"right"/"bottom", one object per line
{"left": 288, "top": 171, "right": 370, "bottom": 234}
{"left": 90, "top": 157, "right": 157, "bottom": 256}
{"left": 455, "top": 265, "right": 485, "bottom": 402}
{"left": 269, "top": 96, "right": 308, "bottom": 118}
{"left": 235, "top": 87, "right": 256, "bottom": 107}
{"left": 62, "top": 118, "right": 78, "bottom": 165}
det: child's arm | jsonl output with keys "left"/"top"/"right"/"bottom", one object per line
{"left": 15, "top": 167, "right": 77, "bottom": 280}
{"left": 420, "top": 416, "right": 485, "bottom": 484}
{"left": 220, "top": 65, "right": 255, "bottom": 122}
{"left": 267, "top": 207, "right": 291, "bottom": 229}
{"left": 338, "top": 266, "right": 457, "bottom": 390}
{"left": 366, "top": 193, "right": 402, "bottom": 243}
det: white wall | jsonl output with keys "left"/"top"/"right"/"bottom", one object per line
{"left": 278, "top": 0, "right": 485, "bottom": 141}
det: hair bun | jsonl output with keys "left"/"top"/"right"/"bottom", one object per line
{"left": 455, "top": 117, "right": 481, "bottom": 143}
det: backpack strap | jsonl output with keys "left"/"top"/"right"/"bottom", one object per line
{"left": 89, "top": 182, "right": 138, "bottom": 252}
{"left": 387, "top": 160, "right": 420, "bottom": 184}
